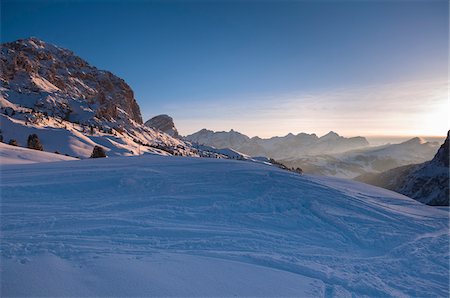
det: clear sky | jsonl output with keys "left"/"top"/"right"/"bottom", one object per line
{"left": 2, "top": 0, "right": 448, "bottom": 137}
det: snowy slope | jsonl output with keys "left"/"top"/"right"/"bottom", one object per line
{"left": 0, "top": 113, "right": 195, "bottom": 158}
{"left": 1, "top": 156, "right": 448, "bottom": 296}
{"left": 0, "top": 142, "right": 77, "bottom": 164}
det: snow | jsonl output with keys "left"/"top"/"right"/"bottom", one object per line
{"left": 2, "top": 253, "right": 324, "bottom": 297}
{"left": 0, "top": 142, "right": 77, "bottom": 164}
{"left": 1, "top": 155, "right": 448, "bottom": 296}
{"left": 0, "top": 114, "right": 193, "bottom": 158}
{"left": 30, "top": 75, "right": 60, "bottom": 93}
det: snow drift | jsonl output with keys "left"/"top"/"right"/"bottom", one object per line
{"left": 1, "top": 156, "right": 448, "bottom": 296}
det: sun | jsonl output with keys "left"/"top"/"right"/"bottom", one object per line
{"left": 417, "top": 95, "right": 449, "bottom": 136}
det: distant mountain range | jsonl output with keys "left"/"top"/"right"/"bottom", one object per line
{"left": 185, "top": 129, "right": 369, "bottom": 159}
{"left": 356, "top": 131, "right": 449, "bottom": 206}
{"left": 183, "top": 127, "right": 442, "bottom": 180}
{"left": 281, "top": 137, "right": 441, "bottom": 179}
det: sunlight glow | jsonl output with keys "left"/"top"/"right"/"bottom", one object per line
{"left": 172, "top": 78, "right": 449, "bottom": 138}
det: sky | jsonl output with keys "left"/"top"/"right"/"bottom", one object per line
{"left": 1, "top": 0, "right": 448, "bottom": 137}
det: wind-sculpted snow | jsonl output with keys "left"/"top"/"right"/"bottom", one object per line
{"left": 0, "top": 142, "right": 77, "bottom": 164}
{"left": 1, "top": 156, "right": 448, "bottom": 296}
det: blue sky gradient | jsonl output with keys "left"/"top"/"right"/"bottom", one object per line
{"left": 2, "top": 0, "right": 448, "bottom": 137}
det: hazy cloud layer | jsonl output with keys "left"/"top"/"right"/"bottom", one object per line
{"left": 168, "top": 78, "right": 448, "bottom": 138}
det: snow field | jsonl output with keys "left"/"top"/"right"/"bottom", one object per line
{"left": 1, "top": 155, "right": 448, "bottom": 296}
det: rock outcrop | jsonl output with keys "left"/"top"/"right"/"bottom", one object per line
{"left": 145, "top": 114, "right": 180, "bottom": 138}
{"left": 0, "top": 37, "right": 142, "bottom": 125}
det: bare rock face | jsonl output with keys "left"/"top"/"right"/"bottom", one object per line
{"left": 145, "top": 114, "right": 180, "bottom": 138}
{"left": 0, "top": 37, "right": 142, "bottom": 125}
{"left": 433, "top": 131, "right": 449, "bottom": 167}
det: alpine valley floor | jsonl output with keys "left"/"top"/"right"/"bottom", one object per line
{"left": 1, "top": 155, "right": 448, "bottom": 297}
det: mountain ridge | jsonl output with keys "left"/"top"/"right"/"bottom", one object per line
{"left": 185, "top": 128, "right": 369, "bottom": 159}
{"left": 356, "top": 131, "right": 449, "bottom": 205}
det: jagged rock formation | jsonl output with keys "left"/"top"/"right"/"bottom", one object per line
{"left": 433, "top": 132, "right": 449, "bottom": 167}
{"left": 145, "top": 114, "right": 180, "bottom": 138}
{"left": 0, "top": 37, "right": 198, "bottom": 158}
{"left": 185, "top": 129, "right": 369, "bottom": 159}
{"left": 356, "top": 131, "right": 449, "bottom": 206}
{"left": 0, "top": 37, "right": 142, "bottom": 125}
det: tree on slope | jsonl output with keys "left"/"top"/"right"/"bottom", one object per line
{"left": 90, "top": 146, "right": 107, "bottom": 158}
{"left": 8, "top": 139, "right": 18, "bottom": 146}
{"left": 27, "top": 134, "right": 43, "bottom": 151}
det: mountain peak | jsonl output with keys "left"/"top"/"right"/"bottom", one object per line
{"left": 402, "top": 137, "right": 426, "bottom": 146}
{"left": 432, "top": 131, "right": 449, "bottom": 167}
{"left": 145, "top": 114, "right": 179, "bottom": 138}
{"left": 1, "top": 37, "right": 143, "bottom": 124}
{"left": 320, "top": 131, "right": 340, "bottom": 141}
{"left": 9, "top": 37, "right": 69, "bottom": 55}
{"left": 21, "top": 36, "right": 46, "bottom": 45}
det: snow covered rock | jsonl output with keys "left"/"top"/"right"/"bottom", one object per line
{"left": 0, "top": 38, "right": 199, "bottom": 158}
{"left": 1, "top": 37, "right": 142, "bottom": 125}
{"left": 144, "top": 114, "right": 180, "bottom": 138}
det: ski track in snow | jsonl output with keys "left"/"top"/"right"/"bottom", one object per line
{"left": 1, "top": 155, "right": 448, "bottom": 297}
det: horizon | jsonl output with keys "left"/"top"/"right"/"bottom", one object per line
{"left": 176, "top": 125, "right": 447, "bottom": 143}
{"left": 2, "top": 0, "right": 448, "bottom": 138}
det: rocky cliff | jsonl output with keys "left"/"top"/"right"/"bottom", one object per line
{"left": 145, "top": 114, "right": 180, "bottom": 138}
{"left": 1, "top": 37, "right": 142, "bottom": 125}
